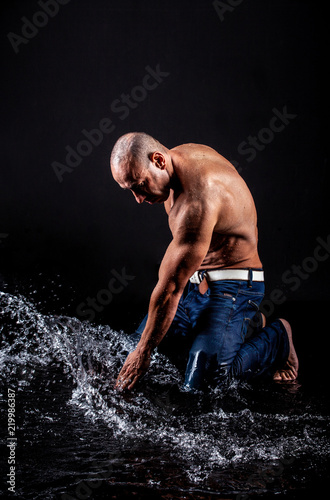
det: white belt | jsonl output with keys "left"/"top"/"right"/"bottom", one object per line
{"left": 189, "top": 269, "right": 264, "bottom": 285}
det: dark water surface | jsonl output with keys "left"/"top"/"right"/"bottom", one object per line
{"left": 1, "top": 287, "right": 329, "bottom": 500}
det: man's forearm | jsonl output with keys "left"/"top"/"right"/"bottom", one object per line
{"left": 137, "top": 282, "right": 183, "bottom": 353}
{"left": 114, "top": 281, "right": 184, "bottom": 391}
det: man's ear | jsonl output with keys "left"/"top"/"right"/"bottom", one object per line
{"left": 150, "top": 151, "right": 166, "bottom": 169}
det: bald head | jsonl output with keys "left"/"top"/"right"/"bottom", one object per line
{"left": 110, "top": 132, "right": 174, "bottom": 205}
{"left": 110, "top": 132, "right": 167, "bottom": 183}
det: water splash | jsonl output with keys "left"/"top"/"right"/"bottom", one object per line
{"left": 1, "top": 291, "right": 329, "bottom": 497}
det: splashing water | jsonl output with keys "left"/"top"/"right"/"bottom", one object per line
{"left": 0, "top": 290, "right": 329, "bottom": 499}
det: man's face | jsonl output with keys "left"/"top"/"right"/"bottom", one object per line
{"left": 114, "top": 154, "right": 171, "bottom": 205}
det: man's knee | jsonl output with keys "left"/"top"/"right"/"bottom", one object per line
{"left": 184, "top": 349, "right": 225, "bottom": 390}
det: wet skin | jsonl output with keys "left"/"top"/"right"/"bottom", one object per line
{"left": 110, "top": 142, "right": 295, "bottom": 391}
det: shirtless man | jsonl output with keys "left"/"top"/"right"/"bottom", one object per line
{"left": 110, "top": 132, "right": 299, "bottom": 392}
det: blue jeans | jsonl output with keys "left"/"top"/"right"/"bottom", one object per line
{"left": 134, "top": 276, "right": 289, "bottom": 391}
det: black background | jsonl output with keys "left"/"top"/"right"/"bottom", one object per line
{"left": 0, "top": 0, "right": 329, "bottom": 333}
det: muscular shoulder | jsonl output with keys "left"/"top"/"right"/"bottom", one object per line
{"left": 172, "top": 144, "right": 215, "bottom": 174}
{"left": 168, "top": 142, "right": 257, "bottom": 236}
{"left": 170, "top": 143, "right": 239, "bottom": 199}
{"left": 171, "top": 142, "right": 218, "bottom": 157}
{"left": 170, "top": 143, "right": 236, "bottom": 170}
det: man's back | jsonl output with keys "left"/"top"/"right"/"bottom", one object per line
{"left": 165, "top": 143, "right": 262, "bottom": 270}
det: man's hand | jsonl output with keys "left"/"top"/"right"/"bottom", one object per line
{"left": 114, "top": 347, "right": 151, "bottom": 391}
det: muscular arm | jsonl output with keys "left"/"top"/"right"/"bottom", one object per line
{"left": 115, "top": 198, "right": 218, "bottom": 390}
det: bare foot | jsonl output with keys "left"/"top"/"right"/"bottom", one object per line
{"left": 273, "top": 319, "right": 299, "bottom": 382}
